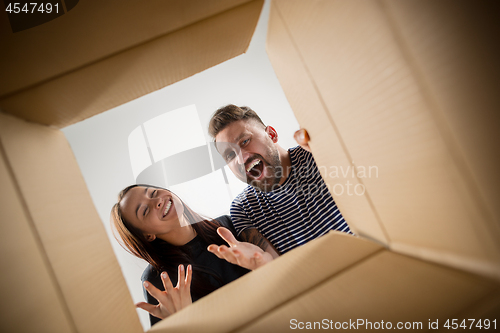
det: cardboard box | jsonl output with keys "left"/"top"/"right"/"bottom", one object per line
{"left": 151, "top": 232, "right": 500, "bottom": 333}
{"left": 266, "top": 0, "right": 500, "bottom": 279}
{"left": 155, "top": 0, "right": 500, "bottom": 331}
{"left": 1, "top": 0, "right": 499, "bottom": 332}
{"left": 0, "top": 1, "right": 263, "bottom": 332}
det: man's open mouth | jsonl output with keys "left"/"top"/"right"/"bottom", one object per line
{"left": 162, "top": 199, "right": 172, "bottom": 218}
{"left": 246, "top": 159, "right": 264, "bottom": 178}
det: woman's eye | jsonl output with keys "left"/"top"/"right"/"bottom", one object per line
{"left": 143, "top": 207, "right": 148, "bottom": 216}
{"left": 151, "top": 190, "right": 156, "bottom": 198}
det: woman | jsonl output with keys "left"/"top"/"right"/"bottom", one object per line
{"left": 111, "top": 184, "right": 276, "bottom": 325}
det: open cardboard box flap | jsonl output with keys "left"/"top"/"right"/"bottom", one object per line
{"left": 156, "top": 0, "right": 500, "bottom": 331}
{"left": 0, "top": 1, "right": 263, "bottom": 332}
{"left": 1, "top": 0, "right": 500, "bottom": 332}
{"left": 150, "top": 232, "right": 500, "bottom": 333}
{"left": 267, "top": 0, "right": 500, "bottom": 279}
{"left": 0, "top": 0, "right": 263, "bottom": 128}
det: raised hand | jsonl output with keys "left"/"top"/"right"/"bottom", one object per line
{"left": 207, "top": 227, "right": 274, "bottom": 271}
{"left": 136, "top": 264, "right": 192, "bottom": 319}
{"left": 294, "top": 128, "right": 311, "bottom": 152}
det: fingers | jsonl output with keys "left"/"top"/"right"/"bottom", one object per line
{"left": 181, "top": 265, "right": 193, "bottom": 308}
{"left": 143, "top": 280, "right": 164, "bottom": 303}
{"left": 294, "top": 129, "right": 311, "bottom": 152}
{"left": 160, "top": 271, "right": 175, "bottom": 295}
{"left": 207, "top": 244, "right": 220, "bottom": 256}
{"left": 177, "top": 264, "right": 185, "bottom": 289}
{"left": 161, "top": 271, "right": 182, "bottom": 313}
{"left": 142, "top": 267, "right": 193, "bottom": 319}
{"left": 294, "top": 129, "right": 310, "bottom": 144}
{"left": 207, "top": 244, "right": 227, "bottom": 259}
{"left": 217, "top": 227, "right": 239, "bottom": 247}
{"left": 136, "top": 301, "right": 165, "bottom": 319}
{"left": 172, "top": 265, "right": 192, "bottom": 308}
{"left": 143, "top": 280, "right": 177, "bottom": 317}
{"left": 253, "top": 251, "right": 274, "bottom": 269}
{"left": 167, "top": 269, "right": 182, "bottom": 310}
{"left": 207, "top": 244, "right": 239, "bottom": 265}
{"left": 185, "top": 264, "right": 192, "bottom": 287}
{"left": 219, "top": 245, "right": 239, "bottom": 264}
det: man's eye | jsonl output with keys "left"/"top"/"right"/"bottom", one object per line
{"left": 242, "top": 139, "right": 249, "bottom": 146}
{"left": 226, "top": 151, "right": 236, "bottom": 161}
{"left": 151, "top": 190, "right": 156, "bottom": 198}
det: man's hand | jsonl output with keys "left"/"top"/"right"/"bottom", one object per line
{"left": 207, "top": 227, "right": 274, "bottom": 270}
{"left": 136, "top": 264, "right": 192, "bottom": 319}
{"left": 294, "top": 128, "right": 311, "bottom": 152}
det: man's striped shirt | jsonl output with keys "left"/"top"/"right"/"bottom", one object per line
{"left": 230, "top": 146, "right": 353, "bottom": 254}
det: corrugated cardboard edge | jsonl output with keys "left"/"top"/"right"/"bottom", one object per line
{"left": 149, "top": 232, "right": 500, "bottom": 333}
{"left": 0, "top": 0, "right": 264, "bottom": 128}
{"left": 0, "top": 118, "right": 75, "bottom": 332}
{"left": 238, "top": 251, "right": 500, "bottom": 332}
{"left": 149, "top": 233, "right": 383, "bottom": 333}
{"left": 266, "top": 0, "right": 500, "bottom": 281}
{"left": 265, "top": 0, "right": 390, "bottom": 246}
{"left": 0, "top": 112, "right": 143, "bottom": 333}
{"left": 0, "top": 0, "right": 253, "bottom": 96}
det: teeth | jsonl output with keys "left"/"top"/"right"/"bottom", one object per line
{"left": 164, "top": 200, "right": 172, "bottom": 216}
{"left": 246, "top": 160, "right": 261, "bottom": 172}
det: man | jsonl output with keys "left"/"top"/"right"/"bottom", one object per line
{"left": 207, "top": 105, "right": 353, "bottom": 262}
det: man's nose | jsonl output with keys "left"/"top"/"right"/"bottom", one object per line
{"left": 238, "top": 149, "right": 251, "bottom": 165}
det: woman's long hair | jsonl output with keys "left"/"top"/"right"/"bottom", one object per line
{"left": 111, "top": 184, "right": 230, "bottom": 295}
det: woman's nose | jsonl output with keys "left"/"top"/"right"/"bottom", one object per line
{"left": 154, "top": 197, "right": 163, "bottom": 209}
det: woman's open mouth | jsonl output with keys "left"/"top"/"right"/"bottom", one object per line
{"left": 162, "top": 199, "right": 172, "bottom": 218}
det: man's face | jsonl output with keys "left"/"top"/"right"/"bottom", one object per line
{"left": 215, "top": 119, "right": 282, "bottom": 192}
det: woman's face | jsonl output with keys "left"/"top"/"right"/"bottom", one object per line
{"left": 120, "top": 186, "right": 185, "bottom": 241}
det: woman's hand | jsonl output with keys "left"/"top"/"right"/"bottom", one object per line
{"left": 294, "top": 128, "right": 311, "bottom": 152}
{"left": 207, "top": 227, "right": 273, "bottom": 271}
{"left": 136, "top": 264, "right": 192, "bottom": 319}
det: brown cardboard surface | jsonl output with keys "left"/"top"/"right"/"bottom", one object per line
{"left": 266, "top": 0, "right": 389, "bottom": 245}
{"left": 382, "top": 0, "right": 500, "bottom": 226}
{"left": 0, "top": 112, "right": 142, "bottom": 333}
{"left": 149, "top": 232, "right": 383, "bottom": 333}
{"left": 0, "top": 0, "right": 263, "bottom": 128}
{"left": 238, "top": 251, "right": 499, "bottom": 332}
{"left": 0, "top": 0, "right": 251, "bottom": 96}
{"left": 268, "top": 0, "right": 500, "bottom": 279}
{"left": 0, "top": 137, "right": 74, "bottom": 333}
{"left": 149, "top": 233, "right": 500, "bottom": 332}
{"left": 449, "top": 289, "right": 500, "bottom": 324}
{"left": 0, "top": 1, "right": 265, "bottom": 330}
{"left": 1, "top": 0, "right": 498, "bottom": 331}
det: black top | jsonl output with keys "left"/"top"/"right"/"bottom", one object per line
{"left": 141, "top": 215, "right": 249, "bottom": 326}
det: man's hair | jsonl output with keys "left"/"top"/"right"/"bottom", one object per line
{"left": 208, "top": 104, "right": 265, "bottom": 139}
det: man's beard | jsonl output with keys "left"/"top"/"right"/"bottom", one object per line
{"left": 246, "top": 147, "right": 283, "bottom": 192}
